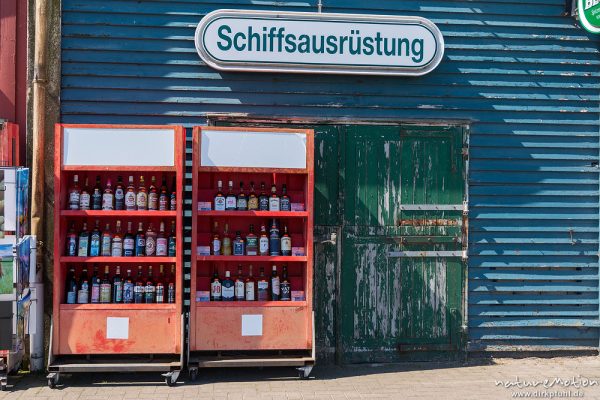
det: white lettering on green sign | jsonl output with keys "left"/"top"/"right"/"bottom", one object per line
{"left": 579, "top": 0, "right": 600, "bottom": 33}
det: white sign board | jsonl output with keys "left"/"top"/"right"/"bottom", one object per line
{"left": 106, "top": 317, "right": 129, "bottom": 339}
{"left": 241, "top": 314, "right": 263, "bottom": 336}
{"left": 195, "top": 9, "right": 444, "bottom": 76}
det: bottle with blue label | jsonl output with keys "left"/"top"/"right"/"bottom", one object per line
{"left": 123, "top": 269, "right": 134, "bottom": 303}
{"left": 269, "top": 220, "right": 280, "bottom": 256}
{"left": 168, "top": 221, "right": 176, "bottom": 257}
{"left": 77, "top": 222, "right": 90, "bottom": 257}
{"left": 89, "top": 220, "right": 102, "bottom": 257}
{"left": 135, "top": 222, "right": 146, "bottom": 256}
{"left": 221, "top": 271, "right": 235, "bottom": 301}
{"left": 65, "top": 267, "right": 77, "bottom": 304}
{"left": 233, "top": 231, "right": 245, "bottom": 256}
{"left": 66, "top": 222, "right": 77, "bottom": 256}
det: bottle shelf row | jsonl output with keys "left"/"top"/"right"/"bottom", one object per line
{"left": 59, "top": 301, "right": 307, "bottom": 310}
{"left": 61, "top": 256, "right": 176, "bottom": 263}
{"left": 196, "top": 256, "right": 306, "bottom": 262}
{"left": 196, "top": 211, "right": 308, "bottom": 218}
{"left": 61, "top": 210, "right": 177, "bottom": 217}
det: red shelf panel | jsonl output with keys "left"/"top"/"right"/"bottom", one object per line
{"left": 61, "top": 210, "right": 177, "bottom": 217}
{"left": 196, "top": 256, "right": 307, "bottom": 262}
{"left": 60, "top": 303, "right": 177, "bottom": 311}
{"left": 196, "top": 211, "right": 307, "bottom": 218}
{"left": 60, "top": 256, "right": 176, "bottom": 263}
{"left": 195, "top": 301, "right": 307, "bottom": 307}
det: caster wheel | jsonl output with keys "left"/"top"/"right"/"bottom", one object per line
{"left": 189, "top": 369, "right": 198, "bottom": 382}
{"left": 47, "top": 378, "right": 56, "bottom": 389}
{"left": 165, "top": 375, "right": 176, "bottom": 387}
{"left": 0, "top": 384, "right": 6, "bottom": 391}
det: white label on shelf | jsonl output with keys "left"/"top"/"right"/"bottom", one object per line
{"left": 200, "top": 130, "right": 307, "bottom": 169}
{"left": 106, "top": 317, "right": 129, "bottom": 339}
{"left": 241, "top": 314, "right": 263, "bottom": 336}
{"left": 63, "top": 128, "right": 175, "bottom": 166}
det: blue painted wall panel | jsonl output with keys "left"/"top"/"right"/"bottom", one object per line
{"left": 60, "top": 0, "right": 600, "bottom": 351}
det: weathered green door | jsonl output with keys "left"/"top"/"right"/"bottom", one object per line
{"left": 340, "top": 125, "right": 467, "bottom": 363}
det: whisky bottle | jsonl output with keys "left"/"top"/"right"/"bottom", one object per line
{"left": 214, "top": 180, "right": 226, "bottom": 211}
{"left": 156, "top": 221, "right": 168, "bottom": 256}
{"left": 167, "top": 265, "right": 176, "bottom": 303}
{"left": 66, "top": 222, "right": 77, "bottom": 256}
{"left": 270, "top": 265, "right": 280, "bottom": 301}
{"left": 210, "top": 270, "right": 222, "bottom": 301}
{"left": 269, "top": 220, "right": 280, "bottom": 256}
{"left": 65, "top": 267, "right": 77, "bottom": 304}
{"left": 211, "top": 222, "right": 221, "bottom": 255}
{"left": 168, "top": 221, "right": 176, "bottom": 257}
{"left": 77, "top": 222, "right": 90, "bottom": 257}
{"left": 147, "top": 176, "right": 158, "bottom": 211}
{"left": 245, "top": 265, "right": 256, "bottom": 301}
{"left": 101, "top": 222, "right": 112, "bottom": 256}
{"left": 222, "top": 271, "right": 235, "bottom": 301}
{"left": 155, "top": 265, "right": 165, "bottom": 303}
{"left": 280, "top": 184, "right": 291, "bottom": 211}
{"left": 281, "top": 225, "right": 292, "bottom": 256}
{"left": 90, "top": 266, "right": 100, "bottom": 303}
{"left": 245, "top": 224, "right": 258, "bottom": 256}
{"left": 247, "top": 181, "right": 258, "bottom": 211}
{"left": 123, "top": 269, "right": 134, "bottom": 304}
{"left": 268, "top": 184, "right": 280, "bottom": 211}
{"left": 77, "top": 268, "right": 90, "bottom": 304}
{"left": 91, "top": 175, "right": 102, "bottom": 210}
{"left": 236, "top": 182, "right": 248, "bottom": 211}
{"left": 145, "top": 223, "right": 157, "bottom": 256}
{"left": 124, "top": 176, "right": 137, "bottom": 211}
{"left": 257, "top": 267, "right": 270, "bottom": 301}
{"left": 135, "top": 222, "right": 146, "bottom": 256}
{"left": 145, "top": 266, "right": 156, "bottom": 303}
{"left": 68, "top": 174, "right": 81, "bottom": 210}
{"left": 222, "top": 223, "right": 232, "bottom": 256}
{"left": 259, "top": 224, "right": 269, "bottom": 256}
{"left": 233, "top": 231, "right": 245, "bottom": 256}
{"left": 111, "top": 220, "right": 123, "bottom": 257}
{"left": 136, "top": 176, "right": 148, "bottom": 210}
{"left": 79, "top": 176, "right": 90, "bottom": 210}
{"left": 89, "top": 220, "right": 102, "bottom": 257}
{"left": 280, "top": 265, "right": 291, "bottom": 301}
{"left": 169, "top": 176, "right": 177, "bottom": 211}
{"left": 225, "top": 180, "right": 237, "bottom": 211}
{"left": 113, "top": 266, "right": 123, "bottom": 303}
{"left": 115, "top": 176, "right": 125, "bottom": 210}
{"left": 134, "top": 266, "right": 145, "bottom": 304}
{"left": 99, "top": 266, "right": 112, "bottom": 304}
{"left": 234, "top": 265, "right": 245, "bottom": 301}
{"left": 123, "top": 221, "right": 135, "bottom": 257}
{"left": 159, "top": 176, "right": 169, "bottom": 211}
{"left": 258, "top": 182, "right": 269, "bottom": 211}
{"left": 102, "top": 179, "right": 114, "bottom": 210}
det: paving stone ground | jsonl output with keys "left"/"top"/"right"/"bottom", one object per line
{"left": 2, "top": 356, "right": 600, "bottom": 400}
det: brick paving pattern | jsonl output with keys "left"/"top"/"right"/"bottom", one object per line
{"left": 2, "top": 356, "right": 600, "bottom": 400}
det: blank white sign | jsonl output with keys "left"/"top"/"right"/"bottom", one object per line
{"left": 241, "top": 314, "right": 263, "bottom": 336}
{"left": 201, "top": 130, "right": 306, "bottom": 169}
{"left": 106, "top": 317, "right": 129, "bottom": 339}
{"left": 63, "top": 128, "right": 175, "bottom": 166}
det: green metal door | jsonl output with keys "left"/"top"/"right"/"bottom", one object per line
{"left": 340, "top": 125, "right": 467, "bottom": 363}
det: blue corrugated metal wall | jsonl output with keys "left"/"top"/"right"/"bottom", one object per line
{"left": 60, "top": 0, "right": 600, "bottom": 351}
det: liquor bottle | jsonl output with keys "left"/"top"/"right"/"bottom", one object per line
{"left": 135, "top": 222, "right": 146, "bottom": 256}
{"left": 145, "top": 266, "right": 156, "bottom": 303}
{"left": 211, "top": 222, "right": 221, "bottom": 255}
{"left": 65, "top": 267, "right": 77, "bottom": 304}
{"left": 210, "top": 270, "right": 222, "bottom": 301}
{"left": 155, "top": 265, "right": 165, "bottom": 303}
{"left": 134, "top": 266, "right": 145, "bottom": 303}
{"left": 136, "top": 176, "right": 148, "bottom": 210}
{"left": 168, "top": 221, "right": 176, "bottom": 257}
{"left": 169, "top": 176, "right": 177, "bottom": 211}
{"left": 259, "top": 224, "right": 269, "bottom": 256}
{"left": 111, "top": 220, "right": 123, "bottom": 257}
{"left": 68, "top": 174, "right": 81, "bottom": 210}
{"left": 124, "top": 176, "right": 136, "bottom": 211}
{"left": 280, "top": 184, "right": 291, "bottom": 211}
{"left": 115, "top": 176, "right": 125, "bottom": 210}
{"left": 77, "top": 222, "right": 90, "bottom": 257}
{"left": 269, "top": 220, "right": 280, "bottom": 256}
{"left": 100, "top": 266, "right": 112, "bottom": 304}
{"left": 280, "top": 265, "right": 291, "bottom": 301}
{"left": 89, "top": 220, "right": 102, "bottom": 257}
{"left": 270, "top": 265, "right": 280, "bottom": 301}
{"left": 245, "top": 265, "right": 256, "bottom": 301}
{"left": 222, "top": 271, "right": 235, "bottom": 301}
{"left": 222, "top": 223, "right": 232, "bottom": 256}
{"left": 167, "top": 265, "right": 176, "bottom": 303}
{"left": 159, "top": 176, "right": 169, "bottom": 211}
{"left": 281, "top": 225, "right": 292, "bottom": 256}
{"left": 123, "top": 269, "right": 134, "bottom": 304}
{"left": 258, "top": 182, "right": 269, "bottom": 211}
{"left": 257, "top": 267, "right": 270, "bottom": 301}
{"left": 269, "top": 184, "right": 280, "bottom": 211}
{"left": 101, "top": 222, "right": 112, "bottom": 257}
{"left": 147, "top": 176, "right": 158, "bottom": 211}
{"left": 234, "top": 265, "right": 245, "bottom": 301}
{"left": 214, "top": 180, "right": 226, "bottom": 211}
{"left": 102, "top": 179, "right": 114, "bottom": 210}
{"left": 77, "top": 268, "right": 90, "bottom": 304}
{"left": 247, "top": 182, "right": 259, "bottom": 211}
{"left": 91, "top": 175, "right": 102, "bottom": 210}
{"left": 145, "top": 223, "right": 157, "bottom": 256}
{"left": 233, "top": 231, "right": 245, "bottom": 256}
{"left": 225, "top": 180, "right": 237, "bottom": 211}
{"left": 123, "top": 221, "right": 135, "bottom": 257}
{"left": 245, "top": 224, "right": 258, "bottom": 256}
{"left": 66, "top": 222, "right": 78, "bottom": 256}
{"left": 113, "top": 266, "right": 123, "bottom": 303}
{"left": 156, "top": 221, "right": 168, "bottom": 256}
{"left": 79, "top": 176, "right": 90, "bottom": 210}
{"left": 236, "top": 182, "right": 248, "bottom": 211}
{"left": 90, "top": 266, "right": 101, "bottom": 303}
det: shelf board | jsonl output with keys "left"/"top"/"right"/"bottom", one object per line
{"left": 196, "top": 211, "right": 307, "bottom": 218}
{"left": 60, "top": 256, "right": 176, "bottom": 263}
{"left": 196, "top": 256, "right": 307, "bottom": 262}
{"left": 60, "top": 303, "right": 177, "bottom": 311}
{"left": 195, "top": 301, "right": 307, "bottom": 307}
{"left": 61, "top": 210, "right": 177, "bottom": 217}
{"left": 63, "top": 165, "right": 176, "bottom": 172}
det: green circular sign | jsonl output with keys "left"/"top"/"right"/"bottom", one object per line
{"left": 579, "top": 0, "right": 600, "bottom": 33}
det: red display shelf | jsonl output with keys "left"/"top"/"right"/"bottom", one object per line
{"left": 196, "top": 211, "right": 308, "bottom": 218}
{"left": 60, "top": 256, "right": 176, "bottom": 263}
{"left": 196, "top": 255, "right": 307, "bottom": 262}
{"left": 61, "top": 210, "right": 177, "bottom": 217}
{"left": 195, "top": 301, "right": 307, "bottom": 307}
{"left": 60, "top": 303, "right": 177, "bottom": 311}
{"left": 62, "top": 165, "right": 176, "bottom": 172}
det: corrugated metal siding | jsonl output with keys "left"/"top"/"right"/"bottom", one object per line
{"left": 60, "top": 0, "right": 600, "bottom": 351}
